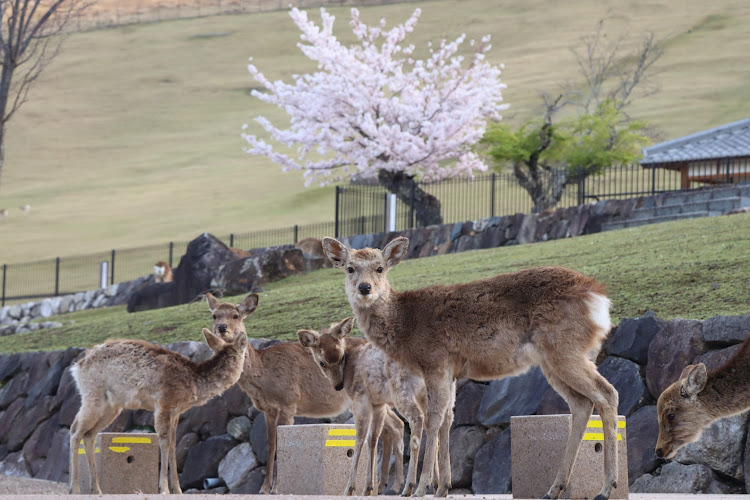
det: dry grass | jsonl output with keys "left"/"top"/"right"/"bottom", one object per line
{"left": 0, "top": 0, "right": 748, "bottom": 264}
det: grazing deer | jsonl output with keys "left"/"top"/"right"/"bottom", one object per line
{"left": 322, "top": 236, "right": 619, "bottom": 499}
{"left": 656, "top": 334, "right": 750, "bottom": 459}
{"left": 0, "top": 208, "right": 7, "bottom": 219}
{"left": 299, "top": 316, "right": 436, "bottom": 496}
{"left": 69, "top": 328, "right": 248, "bottom": 494}
{"left": 153, "top": 260, "right": 173, "bottom": 283}
{"left": 207, "top": 292, "right": 399, "bottom": 494}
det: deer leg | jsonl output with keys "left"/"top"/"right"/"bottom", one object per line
{"left": 363, "top": 406, "right": 387, "bottom": 496}
{"left": 259, "top": 410, "right": 278, "bottom": 494}
{"left": 72, "top": 404, "right": 119, "bottom": 495}
{"left": 167, "top": 412, "right": 182, "bottom": 494}
{"left": 399, "top": 404, "right": 423, "bottom": 496}
{"left": 346, "top": 401, "right": 371, "bottom": 496}
{"left": 271, "top": 411, "right": 295, "bottom": 494}
{"left": 382, "top": 409, "right": 405, "bottom": 495}
{"left": 434, "top": 379, "right": 456, "bottom": 497}
{"left": 155, "top": 408, "right": 174, "bottom": 494}
{"left": 379, "top": 415, "right": 394, "bottom": 494}
{"left": 68, "top": 416, "right": 83, "bottom": 494}
{"left": 414, "top": 371, "right": 452, "bottom": 497}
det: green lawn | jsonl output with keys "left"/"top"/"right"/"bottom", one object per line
{"left": 2, "top": 213, "right": 748, "bottom": 354}
{"left": 0, "top": 0, "right": 749, "bottom": 265}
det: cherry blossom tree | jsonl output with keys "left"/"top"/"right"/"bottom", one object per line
{"left": 242, "top": 7, "right": 508, "bottom": 226}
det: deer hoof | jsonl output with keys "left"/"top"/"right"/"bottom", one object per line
{"left": 593, "top": 495, "right": 609, "bottom": 500}
{"left": 401, "top": 483, "right": 414, "bottom": 496}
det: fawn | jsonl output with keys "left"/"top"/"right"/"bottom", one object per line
{"left": 322, "top": 236, "right": 619, "bottom": 499}
{"left": 208, "top": 292, "right": 402, "bottom": 494}
{"left": 153, "top": 260, "right": 173, "bottom": 283}
{"left": 299, "top": 316, "right": 438, "bottom": 496}
{"left": 69, "top": 328, "right": 248, "bottom": 494}
{"left": 656, "top": 333, "right": 750, "bottom": 459}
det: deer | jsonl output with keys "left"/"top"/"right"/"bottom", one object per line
{"left": 206, "top": 292, "right": 403, "bottom": 494}
{"left": 322, "top": 236, "right": 619, "bottom": 500}
{"left": 153, "top": 260, "right": 173, "bottom": 283}
{"left": 655, "top": 333, "right": 750, "bottom": 460}
{"left": 299, "top": 316, "right": 439, "bottom": 496}
{"left": 69, "top": 327, "right": 248, "bottom": 494}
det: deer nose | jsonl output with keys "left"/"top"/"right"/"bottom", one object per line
{"left": 335, "top": 383, "right": 344, "bottom": 391}
{"left": 218, "top": 324, "right": 227, "bottom": 334}
{"left": 655, "top": 448, "right": 664, "bottom": 459}
{"left": 358, "top": 283, "right": 371, "bottom": 295}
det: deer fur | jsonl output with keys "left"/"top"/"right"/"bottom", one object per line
{"left": 153, "top": 260, "right": 173, "bottom": 283}
{"left": 69, "top": 328, "right": 247, "bottom": 494}
{"left": 322, "top": 236, "right": 619, "bottom": 499}
{"left": 656, "top": 334, "right": 750, "bottom": 459}
{"left": 208, "top": 292, "right": 398, "bottom": 494}
{"left": 299, "top": 316, "right": 437, "bottom": 496}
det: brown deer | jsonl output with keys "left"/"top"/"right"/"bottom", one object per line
{"left": 153, "top": 260, "right": 173, "bottom": 283}
{"left": 322, "top": 236, "right": 619, "bottom": 499}
{"left": 299, "top": 316, "right": 438, "bottom": 496}
{"left": 69, "top": 328, "right": 248, "bottom": 494}
{"left": 206, "top": 292, "right": 401, "bottom": 494}
{"left": 655, "top": 334, "right": 750, "bottom": 459}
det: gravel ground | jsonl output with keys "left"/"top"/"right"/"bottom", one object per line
{"left": 0, "top": 475, "right": 68, "bottom": 495}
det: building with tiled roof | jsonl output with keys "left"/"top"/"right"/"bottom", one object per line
{"left": 641, "top": 118, "right": 750, "bottom": 188}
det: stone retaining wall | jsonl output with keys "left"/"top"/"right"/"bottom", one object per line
{"left": 1, "top": 313, "right": 749, "bottom": 494}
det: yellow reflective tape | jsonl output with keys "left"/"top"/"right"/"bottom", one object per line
{"left": 112, "top": 436, "right": 152, "bottom": 444}
{"left": 109, "top": 446, "right": 131, "bottom": 453}
{"left": 587, "top": 420, "right": 626, "bottom": 429}
{"left": 328, "top": 429, "right": 356, "bottom": 436}
{"left": 77, "top": 447, "right": 101, "bottom": 455}
{"left": 325, "top": 440, "right": 356, "bottom": 447}
{"left": 583, "top": 433, "right": 622, "bottom": 441}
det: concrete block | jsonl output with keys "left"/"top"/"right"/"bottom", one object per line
{"left": 276, "top": 424, "right": 368, "bottom": 495}
{"left": 511, "top": 414, "right": 628, "bottom": 499}
{"left": 76, "top": 432, "right": 159, "bottom": 494}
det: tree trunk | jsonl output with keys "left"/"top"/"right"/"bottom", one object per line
{"left": 513, "top": 163, "right": 569, "bottom": 213}
{"left": 377, "top": 169, "right": 443, "bottom": 227}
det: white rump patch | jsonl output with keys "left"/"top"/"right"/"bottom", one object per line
{"left": 587, "top": 292, "right": 612, "bottom": 342}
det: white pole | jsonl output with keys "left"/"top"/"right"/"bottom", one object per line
{"left": 388, "top": 193, "right": 397, "bottom": 232}
{"left": 100, "top": 261, "right": 108, "bottom": 289}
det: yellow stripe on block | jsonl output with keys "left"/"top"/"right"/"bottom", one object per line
{"left": 583, "top": 433, "right": 622, "bottom": 441}
{"left": 112, "top": 436, "right": 152, "bottom": 444}
{"left": 325, "top": 440, "right": 356, "bottom": 447}
{"left": 109, "top": 446, "right": 131, "bottom": 453}
{"left": 78, "top": 447, "right": 101, "bottom": 455}
{"left": 329, "top": 429, "right": 356, "bottom": 436}
{"left": 587, "top": 420, "right": 626, "bottom": 429}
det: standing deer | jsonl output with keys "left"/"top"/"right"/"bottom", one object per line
{"left": 322, "top": 236, "right": 619, "bottom": 499}
{"left": 655, "top": 333, "right": 750, "bottom": 459}
{"left": 69, "top": 328, "right": 248, "bottom": 494}
{"left": 206, "top": 292, "right": 403, "bottom": 494}
{"left": 299, "top": 316, "right": 437, "bottom": 496}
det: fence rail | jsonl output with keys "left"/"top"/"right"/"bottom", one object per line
{"left": 2, "top": 160, "right": 748, "bottom": 306}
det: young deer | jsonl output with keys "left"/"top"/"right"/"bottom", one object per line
{"left": 322, "top": 236, "right": 619, "bottom": 500}
{"left": 69, "top": 328, "right": 248, "bottom": 494}
{"left": 299, "top": 316, "right": 437, "bottom": 496}
{"left": 656, "top": 334, "right": 750, "bottom": 459}
{"left": 207, "top": 292, "right": 399, "bottom": 494}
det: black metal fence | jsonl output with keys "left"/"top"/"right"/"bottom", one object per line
{"left": 3, "top": 160, "right": 749, "bottom": 306}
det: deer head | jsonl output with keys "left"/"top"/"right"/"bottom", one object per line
{"left": 297, "top": 316, "right": 355, "bottom": 391}
{"left": 655, "top": 363, "right": 711, "bottom": 459}
{"left": 206, "top": 292, "right": 259, "bottom": 341}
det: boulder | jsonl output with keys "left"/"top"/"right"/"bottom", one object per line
{"left": 211, "top": 246, "right": 307, "bottom": 296}
{"left": 218, "top": 442, "right": 259, "bottom": 491}
{"left": 626, "top": 405, "right": 660, "bottom": 484}
{"left": 250, "top": 412, "right": 269, "bottom": 464}
{"left": 477, "top": 367, "right": 550, "bottom": 425}
{"left": 453, "top": 382, "right": 486, "bottom": 427}
{"left": 604, "top": 312, "right": 664, "bottom": 365}
{"left": 674, "top": 411, "right": 748, "bottom": 481}
{"left": 645, "top": 319, "right": 707, "bottom": 398}
{"left": 179, "top": 434, "right": 238, "bottom": 490}
{"left": 0, "top": 450, "right": 31, "bottom": 478}
{"left": 694, "top": 343, "right": 742, "bottom": 373}
{"left": 176, "top": 432, "right": 200, "bottom": 471}
{"left": 471, "top": 427, "right": 511, "bottom": 494}
{"left": 227, "top": 416, "right": 252, "bottom": 442}
{"left": 448, "top": 426, "right": 486, "bottom": 489}
{"left": 230, "top": 467, "right": 266, "bottom": 494}
{"left": 34, "top": 427, "right": 70, "bottom": 483}
{"left": 598, "top": 356, "right": 649, "bottom": 417}
{"left": 702, "top": 314, "right": 750, "bottom": 344}
{"left": 630, "top": 462, "right": 715, "bottom": 493}
{"left": 177, "top": 395, "right": 229, "bottom": 441}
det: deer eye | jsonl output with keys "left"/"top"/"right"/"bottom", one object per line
{"left": 347, "top": 267, "right": 354, "bottom": 274}
{"left": 376, "top": 267, "right": 383, "bottom": 273}
{"left": 319, "top": 361, "right": 326, "bottom": 368}
{"left": 668, "top": 413, "right": 675, "bottom": 422}
{"left": 233, "top": 314, "right": 239, "bottom": 319}
{"left": 212, "top": 314, "right": 217, "bottom": 320}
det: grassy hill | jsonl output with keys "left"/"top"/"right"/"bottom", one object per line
{"left": 1, "top": 0, "right": 749, "bottom": 265}
{"left": 2, "top": 213, "right": 748, "bottom": 354}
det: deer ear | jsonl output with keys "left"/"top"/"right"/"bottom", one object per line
{"left": 333, "top": 317, "right": 355, "bottom": 339}
{"left": 297, "top": 329, "right": 320, "bottom": 348}
{"left": 233, "top": 331, "right": 248, "bottom": 349}
{"left": 203, "top": 327, "right": 223, "bottom": 351}
{"left": 322, "top": 237, "right": 349, "bottom": 269}
{"left": 239, "top": 293, "right": 259, "bottom": 317}
{"left": 206, "top": 293, "right": 219, "bottom": 313}
{"left": 679, "top": 363, "right": 707, "bottom": 398}
{"left": 383, "top": 237, "right": 409, "bottom": 268}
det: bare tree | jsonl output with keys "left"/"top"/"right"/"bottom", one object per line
{"left": 0, "top": 0, "right": 88, "bottom": 185}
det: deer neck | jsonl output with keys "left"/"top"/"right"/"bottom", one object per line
{"left": 349, "top": 285, "right": 398, "bottom": 355}
{"left": 698, "top": 341, "right": 750, "bottom": 419}
{"left": 242, "top": 342, "right": 263, "bottom": 378}
{"left": 195, "top": 347, "right": 244, "bottom": 399}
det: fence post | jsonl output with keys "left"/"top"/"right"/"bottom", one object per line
{"left": 334, "top": 186, "right": 340, "bottom": 238}
{"left": 576, "top": 167, "right": 586, "bottom": 206}
{"left": 1, "top": 264, "right": 6, "bottom": 307}
{"left": 110, "top": 250, "right": 116, "bottom": 285}
{"left": 55, "top": 257, "right": 60, "bottom": 297}
{"left": 651, "top": 164, "right": 657, "bottom": 195}
{"left": 230, "top": 233, "right": 234, "bottom": 248}
{"left": 100, "top": 261, "right": 109, "bottom": 289}
{"left": 293, "top": 225, "right": 299, "bottom": 243}
{"left": 169, "top": 242, "right": 174, "bottom": 268}
{"left": 409, "top": 180, "right": 416, "bottom": 228}
{"left": 490, "top": 173, "right": 496, "bottom": 217}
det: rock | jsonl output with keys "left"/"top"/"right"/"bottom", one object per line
{"left": 703, "top": 314, "right": 750, "bottom": 344}
{"left": 645, "top": 319, "right": 707, "bottom": 399}
{"left": 230, "top": 467, "right": 266, "bottom": 494}
{"left": 449, "top": 426, "right": 485, "bottom": 489}
{"left": 34, "top": 427, "right": 70, "bottom": 482}
{"left": 211, "top": 246, "right": 306, "bottom": 296}
{"left": 598, "top": 356, "right": 649, "bottom": 416}
{"left": 0, "top": 450, "right": 31, "bottom": 478}
{"left": 471, "top": 427, "right": 511, "bottom": 494}
{"left": 477, "top": 367, "right": 550, "bottom": 425}
{"left": 453, "top": 382, "right": 486, "bottom": 427}
{"left": 178, "top": 396, "right": 229, "bottom": 441}
{"left": 674, "top": 411, "right": 748, "bottom": 481}
{"left": 218, "top": 442, "right": 259, "bottom": 491}
{"left": 630, "top": 461, "right": 714, "bottom": 493}
{"left": 227, "top": 416, "right": 252, "bottom": 442}
{"left": 537, "top": 386, "right": 569, "bottom": 415}
{"left": 626, "top": 405, "right": 660, "bottom": 483}
{"left": 604, "top": 312, "right": 664, "bottom": 365}
{"left": 176, "top": 432, "right": 200, "bottom": 471}
{"left": 179, "top": 434, "right": 238, "bottom": 490}
{"left": 694, "top": 343, "right": 742, "bottom": 373}
{"left": 250, "top": 412, "right": 269, "bottom": 464}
